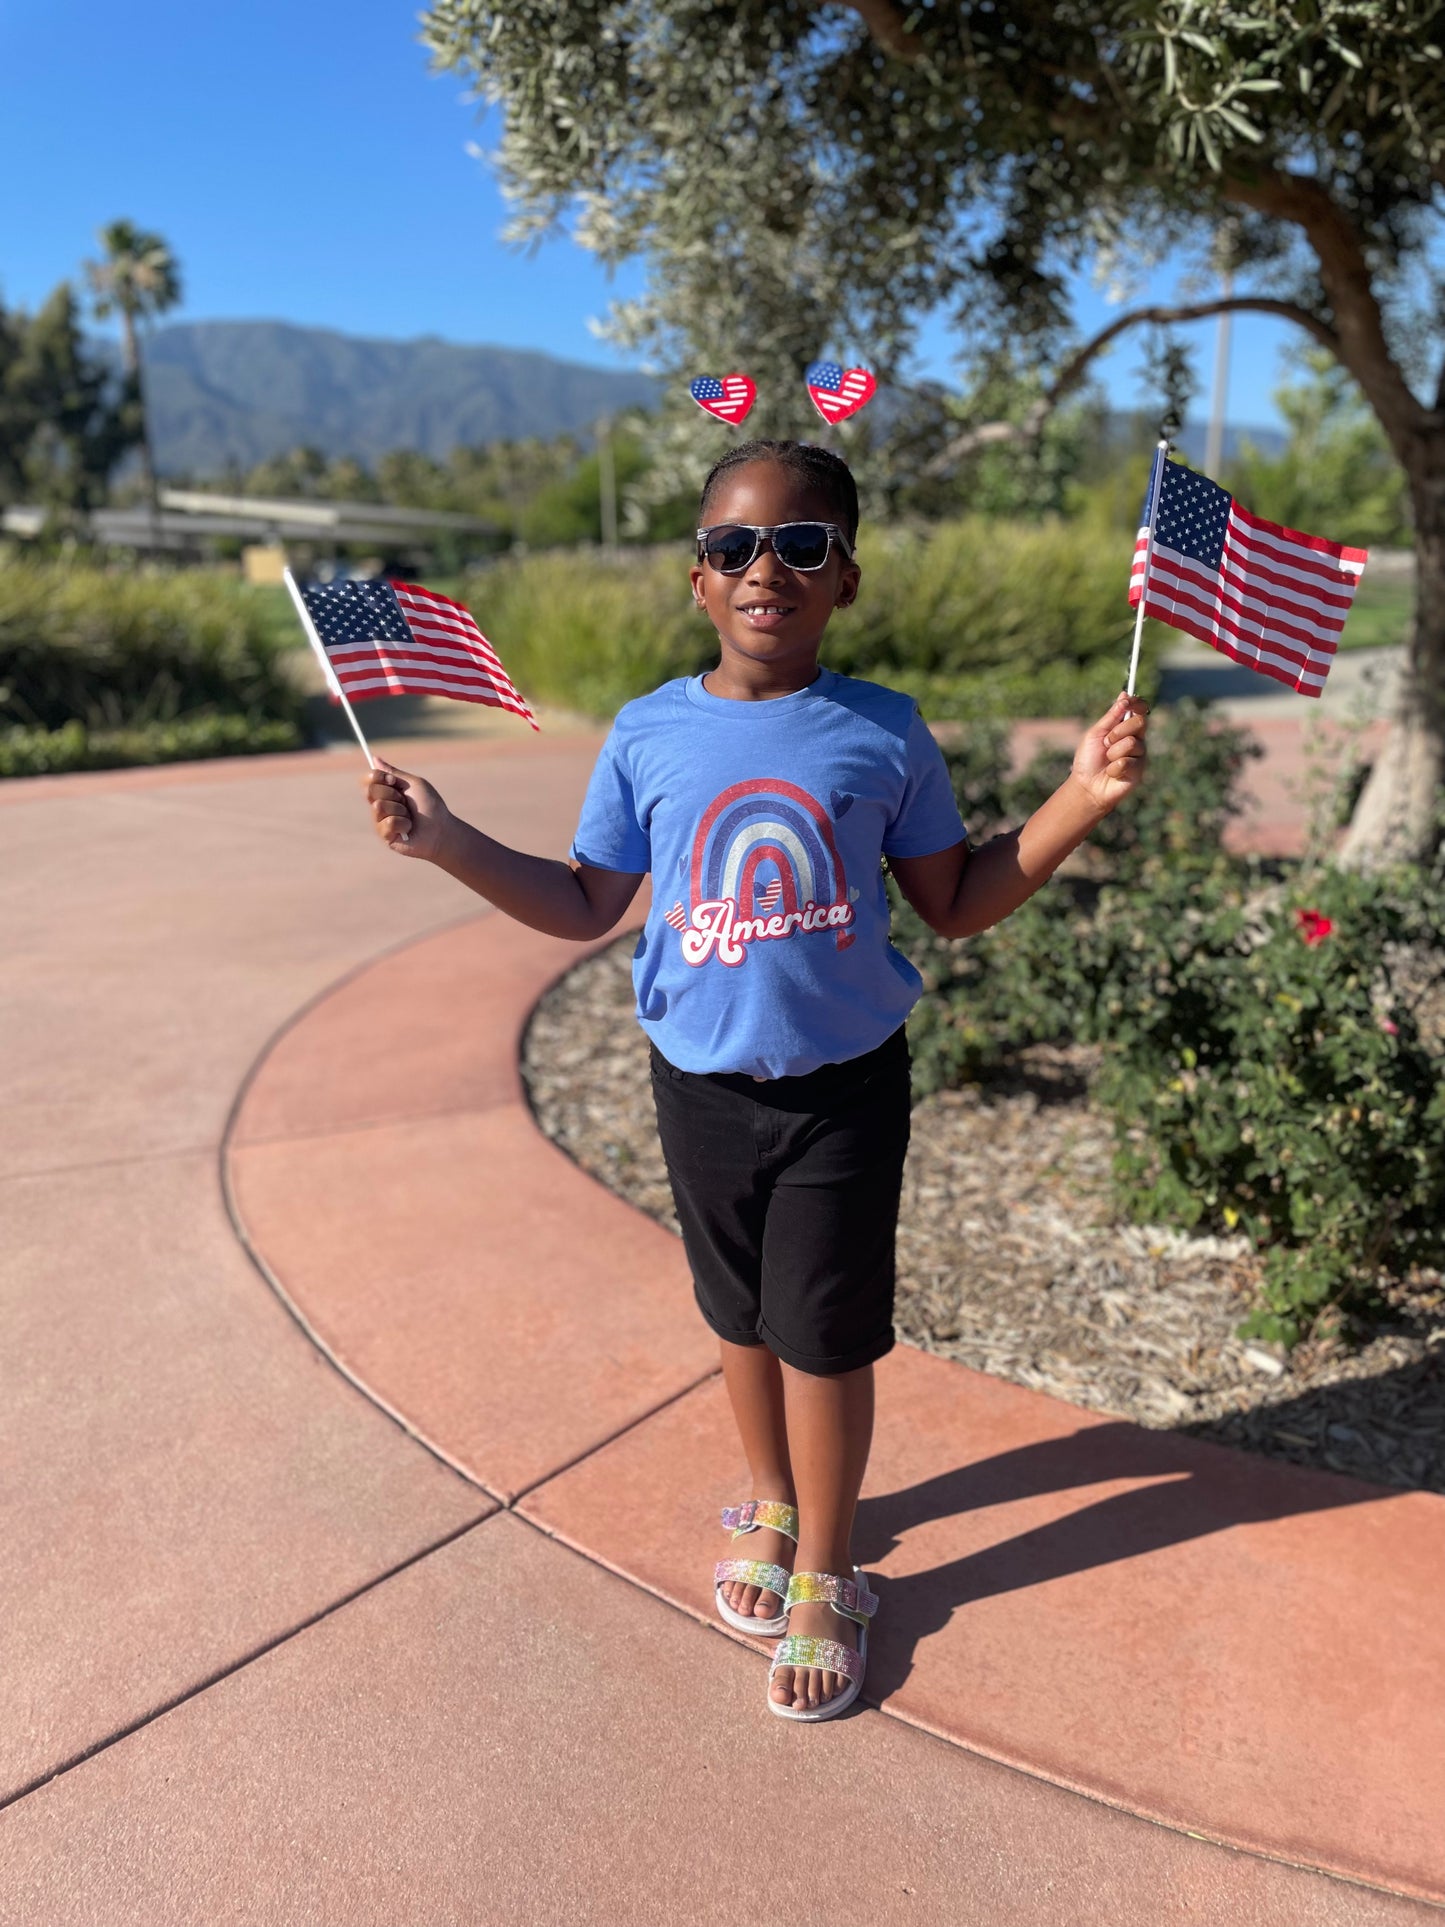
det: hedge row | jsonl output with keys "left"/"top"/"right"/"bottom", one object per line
{"left": 468, "top": 515, "right": 1155, "bottom": 721}
{"left": 0, "top": 559, "right": 304, "bottom": 773}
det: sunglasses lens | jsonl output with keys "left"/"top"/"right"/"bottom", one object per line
{"left": 704, "top": 526, "right": 758, "bottom": 573}
{"left": 773, "top": 524, "right": 832, "bottom": 571}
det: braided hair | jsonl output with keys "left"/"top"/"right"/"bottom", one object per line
{"left": 698, "top": 439, "right": 860, "bottom": 543}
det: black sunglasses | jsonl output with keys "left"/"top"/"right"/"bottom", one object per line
{"left": 695, "top": 521, "right": 855, "bottom": 574}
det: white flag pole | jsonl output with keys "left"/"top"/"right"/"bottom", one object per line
{"left": 1125, "top": 437, "right": 1171, "bottom": 703}
{"left": 283, "top": 568, "right": 377, "bottom": 768}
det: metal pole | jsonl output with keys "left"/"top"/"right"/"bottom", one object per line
{"left": 1204, "top": 266, "right": 1234, "bottom": 478}
{"left": 282, "top": 568, "right": 375, "bottom": 766}
{"left": 597, "top": 416, "right": 618, "bottom": 549}
{"left": 1125, "top": 438, "right": 1170, "bottom": 701}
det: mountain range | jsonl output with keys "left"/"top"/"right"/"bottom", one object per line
{"left": 137, "top": 317, "right": 1285, "bottom": 477}
{"left": 143, "top": 320, "right": 659, "bottom": 476}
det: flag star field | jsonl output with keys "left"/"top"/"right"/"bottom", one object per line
{"left": 304, "top": 579, "right": 412, "bottom": 647}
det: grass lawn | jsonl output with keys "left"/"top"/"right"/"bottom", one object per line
{"left": 1340, "top": 571, "right": 1413, "bottom": 651}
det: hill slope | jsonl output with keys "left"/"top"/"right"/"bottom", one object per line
{"left": 144, "top": 320, "right": 658, "bottom": 475}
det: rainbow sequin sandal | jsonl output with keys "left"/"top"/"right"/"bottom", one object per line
{"left": 713, "top": 1499, "right": 800, "bottom": 1637}
{"left": 767, "top": 1567, "right": 878, "bottom": 1722}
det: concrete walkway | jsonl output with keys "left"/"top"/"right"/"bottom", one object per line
{"left": 1, "top": 725, "right": 1439, "bottom": 1923}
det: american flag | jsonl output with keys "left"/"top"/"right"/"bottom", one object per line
{"left": 756, "top": 879, "right": 783, "bottom": 911}
{"left": 297, "top": 577, "right": 537, "bottom": 728}
{"left": 689, "top": 374, "right": 756, "bottom": 423}
{"left": 665, "top": 901, "right": 688, "bottom": 932}
{"left": 1128, "top": 456, "right": 1367, "bottom": 697}
{"left": 804, "top": 361, "right": 877, "bottom": 423}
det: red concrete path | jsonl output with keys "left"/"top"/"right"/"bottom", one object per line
{"left": 2, "top": 720, "right": 1438, "bottom": 1923}
{"left": 228, "top": 906, "right": 1445, "bottom": 1905}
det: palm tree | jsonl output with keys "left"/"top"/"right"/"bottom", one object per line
{"left": 85, "top": 220, "right": 181, "bottom": 537}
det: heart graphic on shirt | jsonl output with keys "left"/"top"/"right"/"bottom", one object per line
{"left": 849, "top": 886, "right": 860, "bottom": 903}
{"left": 830, "top": 790, "right": 855, "bottom": 819}
{"left": 641, "top": 988, "right": 669, "bottom": 1020}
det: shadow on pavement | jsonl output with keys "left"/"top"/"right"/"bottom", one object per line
{"left": 854, "top": 1417, "right": 1384, "bottom": 1702}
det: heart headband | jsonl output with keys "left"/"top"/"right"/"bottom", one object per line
{"left": 688, "top": 365, "right": 876, "bottom": 426}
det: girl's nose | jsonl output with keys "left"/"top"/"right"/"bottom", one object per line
{"left": 748, "top": 540, "right": 788, "bottom": 579}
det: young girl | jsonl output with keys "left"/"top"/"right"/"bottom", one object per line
{"left": 363, "top": 439, "right": 1147, "bottom": 1723}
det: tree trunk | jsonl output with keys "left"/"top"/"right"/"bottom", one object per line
{"left": 120, "top": 309, "right": 161, "bottom": 542}
{"left": 1338, "top": 444, "right": 1445, "bottom": 867}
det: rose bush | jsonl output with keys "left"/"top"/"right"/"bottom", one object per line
{"left": 894, "top": 707, "right": 1445, "bottom": 1345}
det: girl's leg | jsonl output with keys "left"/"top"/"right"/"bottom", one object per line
{"left": 770, "top": 1359, "right": 875, "bottom": 1711}
{"left": 716, "top": 1336, "right": 796, "bottom": 1622}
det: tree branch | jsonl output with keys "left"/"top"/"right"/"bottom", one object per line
{"left": 1221, "top": 164, "right": 1428, "bottom": 451}
{"left": 824, "top": 0, "right": 922, "bottom": 62}
{"left": 924, "top": 296, "right": 1340, "bottom": 477}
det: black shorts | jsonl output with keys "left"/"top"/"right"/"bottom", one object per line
{"left": 648, "top": 1027, "right": 912, "bottom": 1377}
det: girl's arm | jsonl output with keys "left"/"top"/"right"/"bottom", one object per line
{"left": 888, "top": 695, "right": 1148, "bottom": 942}
{"left": 363, "top": 759, "right": 644, "bottom": 941}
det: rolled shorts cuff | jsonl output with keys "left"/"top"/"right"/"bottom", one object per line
{"left": 757, "top": 1318, "right": 896, "bottom": 1379}
{"left": 691, "top": 1296, "right": 767, "bottom": 1350}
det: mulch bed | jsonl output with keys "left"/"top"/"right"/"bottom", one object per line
{"left": 521, "top": 934, "right": 1445, "bottom": 1496}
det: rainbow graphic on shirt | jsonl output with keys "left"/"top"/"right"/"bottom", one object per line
{"left": 668, "top": 777, "right": 856, "bottom": 968}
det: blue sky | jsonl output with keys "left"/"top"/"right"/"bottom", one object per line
{"left": 0, "top": 0, "right": 1300, "bottom": 428}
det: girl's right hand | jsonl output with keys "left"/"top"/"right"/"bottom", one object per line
{"left": 362, "top": 758, "right": 450, "bottom": 861}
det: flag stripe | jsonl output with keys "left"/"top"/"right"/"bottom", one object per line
{"left": 327, "top": 640, "right": 520, "bottom": 680}
{"left": 336, "top": 667, "right": 534, "bottom": 713}
{"left": 1139, "top": 602, "right": 1328, "bottom": 694}
{"left": 395, "top": 604, "right": 484, "bottom": 639}
{"left": 393, "top": 578, "right": 475, "bottom": 616}
{"left": 1135, "top": 563, "right": 1339, "bottom": 669}
{"left": 1133, "top": 548, "right": 1347, "bottom": 651}
{"left": 1232, "top": 501, "right": 1368, "bottom": 567}
{"left": 384, "top": 618, "right": 510, "bottom": 668}
{"left": 394, "top": 605, "right": 494, "bottom": 646}
{"left": 1224, "top": 519, "right": 1364, "bottom": 591}
{"left": 1134, "top": 528, "right": 1359, "bottom": 613}
{"left": 1138, "top": 579, "right": 1333, "bottom": 679}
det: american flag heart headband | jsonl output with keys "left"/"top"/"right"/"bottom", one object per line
{"left": 687, "top": 364, "right": 878, "bottom": 426}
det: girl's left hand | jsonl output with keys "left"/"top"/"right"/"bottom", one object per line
{"left": 1070, "top": 694, "right": 1149, "bottom": 814}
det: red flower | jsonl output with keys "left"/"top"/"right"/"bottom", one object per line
{"left": 1296, "top": 908, "right": 1334, "bottom": 947}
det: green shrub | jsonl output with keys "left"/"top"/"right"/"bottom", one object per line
{"left": 893, "top": 705, "right": 1445, "bottom": 1345}
{"left": 466, "top": 515, "right": 1161, "bottom": 721}
{"left": 839, "top": 517, "right": 1143, "bottom": 693}
{"left": 467, "top": 546, "right": 711, "bottom": 718}
{"left": 1092, "top": 861, "right": 1445, "bottom": 1346}
{"left": 0, "top": 713, "right": 302, "bottom": 777}
{"left": 0, "top": 560, "right": 305, "bottom": 752}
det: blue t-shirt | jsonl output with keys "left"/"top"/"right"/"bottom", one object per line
{"left": 570, "top": 668, "right": 967, "bottom": 1078}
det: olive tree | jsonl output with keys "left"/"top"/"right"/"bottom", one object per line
{"left": 423, "top": 0, "right": 1445, "bottom": 860}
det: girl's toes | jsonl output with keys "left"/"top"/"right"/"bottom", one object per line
{"left": 771, "top": 1667, "right": 794, "bottom": 1704}
{"left": 738, "top": 1584, "right": 759, "bottom": 1617}
{"left": 754, "top": 1590, "right": 780, "bottom": 1620}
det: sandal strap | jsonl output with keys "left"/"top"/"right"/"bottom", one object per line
{"left": 770, "top": 1633, "right": 864, "bottom": 1685}
{"left": 714, "top": 1558, "right": 790, "bottom": 1599}
{"left": 784, "top": 1570, "right": 878, "bottom": 1625}
{"left": 721, "top": 1499, "right": 799, "bottom": 1543}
